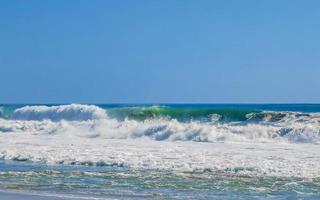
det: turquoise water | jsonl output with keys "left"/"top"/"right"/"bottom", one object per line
{"left": 0, "top": 160, "right": 319, "bottom": 199}
{"left": 0, "top": 104, "right": 319, "bottom": 199}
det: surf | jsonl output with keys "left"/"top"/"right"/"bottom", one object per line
{"left": 0, "top": 104, "right": 320, "bottom": 143}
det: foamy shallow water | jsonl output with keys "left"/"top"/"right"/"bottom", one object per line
{"left": 0, "top": 159, "right": 319, "bottom": 200}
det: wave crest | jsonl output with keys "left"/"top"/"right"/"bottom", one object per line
{"left": 11, "top": 104, "right": 107, "bottom": 121}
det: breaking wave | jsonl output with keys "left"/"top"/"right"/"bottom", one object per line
{"left": 0, "top": 104, "right": 319, "bottom": 144}
{"left": 11, "top": 104, "right": 107, "bottom": 121}
{"left": 0, "top": 104, "right": 319, "bottom": 178}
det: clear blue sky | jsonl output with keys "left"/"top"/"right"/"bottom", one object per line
{"left": 1, "top": 0, "right": 320, "bottom": 103}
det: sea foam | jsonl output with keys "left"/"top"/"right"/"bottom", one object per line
{"left": 0, "top": 104, "right": 319, "bottom": 178}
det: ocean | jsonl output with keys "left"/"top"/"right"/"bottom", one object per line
{"left": 0, "top": 104, "right": 319, "bottom": 199}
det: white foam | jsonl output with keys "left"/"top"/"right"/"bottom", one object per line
{"left": 0, "top": 130, "right": 319, "bottom": 178}
{"left": 1, "top": 114, "right": 320, "bottom": 143}
{"left": 12, "top": 104, "right": 107, "bottom": 121}
{"left": 0, "top": 118, "right": 319, "bottom": 178}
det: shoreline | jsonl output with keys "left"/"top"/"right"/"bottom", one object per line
{"left": 0, "top": 189, "right": 157, "bottom": 200}
{"left": 0, "top": 189, "right": 103, "bottom": 200}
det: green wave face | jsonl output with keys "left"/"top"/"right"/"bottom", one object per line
{"left": 105, "top": 106, "right": 259, "bottom": 122}
{"left": 0, "top": 105, "right": 19, "bottom": 119}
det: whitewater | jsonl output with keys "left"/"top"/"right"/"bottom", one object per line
{"left": 0, "top": 104, "right": 319, "bottom": 199}
{"left": 0, "top": 104, "right": 319, "bottom": 176}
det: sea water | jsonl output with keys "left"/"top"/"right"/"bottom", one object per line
{"left": 0, "top": 104, "right": 319, "bottom": 199}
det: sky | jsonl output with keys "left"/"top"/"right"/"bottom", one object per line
{"left": 1, "top": 0, "right": 320, "bottom": 103}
